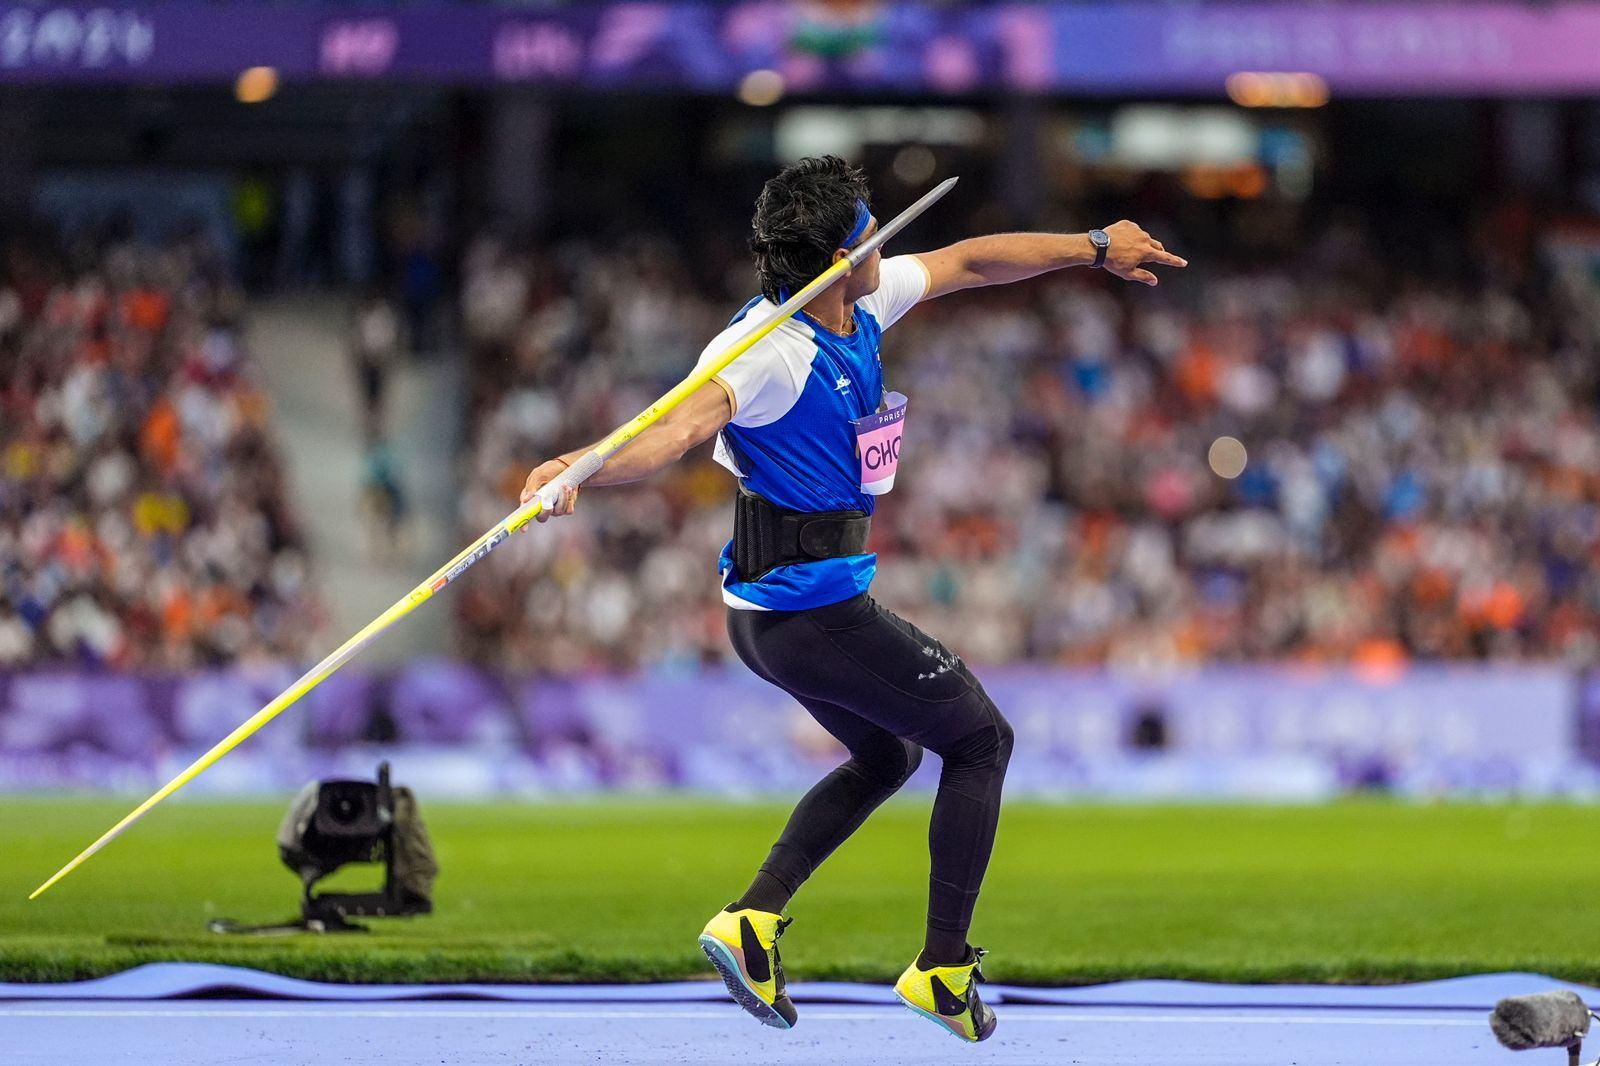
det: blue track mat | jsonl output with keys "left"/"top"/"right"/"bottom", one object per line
{"left": 3, "top": 965, "right": 1590, "bottom": 1065}
{"left": 1, "top": 962, "right": 1594, "bottom": 1008}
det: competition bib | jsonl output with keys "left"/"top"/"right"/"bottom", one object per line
{"left": 852, "top": 391, "right": 908, "bottom": 495}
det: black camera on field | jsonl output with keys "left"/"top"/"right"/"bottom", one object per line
{"left": 301, "top": 779, "right": 389, "bottom": 865}
{"left": 276, "top": 762, "right": 437, "bottom": 930}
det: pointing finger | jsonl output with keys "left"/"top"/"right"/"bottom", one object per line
{"left": 1147, "top": 248, "right": 1188, "bottom": 268}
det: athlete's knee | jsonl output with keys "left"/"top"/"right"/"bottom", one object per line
{"left": 893, "top": 739, "right": 925, "bottom": 788}
{"left": 992, "top": 711, "right": 1015, "bottom": 768}
{"left": 941, "top": 706, "right": 1014, "bottom": 774}
{"left": 851, "top": 737, "right": 923, "bottom": 791}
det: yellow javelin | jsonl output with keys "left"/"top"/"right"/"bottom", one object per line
{"left": 28, "top": 176, "right": 957, "bottom": 901}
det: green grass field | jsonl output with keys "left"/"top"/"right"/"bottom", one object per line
{"left": 2, "top": 797, "right": 1597, "bottom": 986}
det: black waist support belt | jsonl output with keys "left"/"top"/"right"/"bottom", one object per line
{"left": 732, "top": 487, "right": 871, "bottom": 583}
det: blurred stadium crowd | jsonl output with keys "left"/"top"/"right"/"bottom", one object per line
{"left": 5, "top": 211, "right": 1600, "bottom": 675}
{"left": 0, "top": 234, "right": 319, "bottom": 669}
{"left": 455, "top": 217, "right": 1600, "bottom": 672}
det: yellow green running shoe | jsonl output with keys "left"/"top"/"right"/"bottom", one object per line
{"left": 893, "top": 947, "right": 998, "bottom": 1042}
{"left": 698, "top": 906, "right": 797, "bottom": 1029}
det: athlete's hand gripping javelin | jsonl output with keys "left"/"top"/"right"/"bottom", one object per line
{"left": 520, "top": 381, "right": 733, "bottom": 520}
{"left": 521, "top": 215, "right": 1185, "bottom": 519}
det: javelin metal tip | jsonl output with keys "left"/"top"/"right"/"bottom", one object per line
{"left": 846, "top": 175, "right": 959, "bottom": 268}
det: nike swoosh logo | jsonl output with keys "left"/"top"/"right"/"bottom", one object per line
{"left": 740, "top": 917, "right": 772, "bottom": 984}
{"left": 930, "top": 974, "right": 968, "bottom": 1017}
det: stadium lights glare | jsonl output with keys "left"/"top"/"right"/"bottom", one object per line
{"left": 235, "top": 66, "right": 279, "bottom": 104}
{"left": 1182, "top": 163, "right": 1269, "bottom": 200}
{"left": 893, "top": 144, "right": 937, "bottom": 185}
{"left": 1209, "top": 436, "right": 1249, "bottom": 479}
{"left": 738, "top": 69, "right": 785, "bottom": 107}
{"left": 1226, "top": 72, "right": 1329, "bottom": 109}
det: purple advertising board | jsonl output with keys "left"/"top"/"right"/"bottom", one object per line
{"left": 0, "top": 2, "right": 1598, "bottom": 93}
{"left": 0, "top": 663, "right": 1591, "bottom": 799}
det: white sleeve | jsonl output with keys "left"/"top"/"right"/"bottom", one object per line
{"left": 694, "top": 306, "right": 815, "bottom": 429}
{"left": 857, "top": 255, "right": 930, "bottom": 331}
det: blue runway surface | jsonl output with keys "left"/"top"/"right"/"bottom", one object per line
{"left": 1, "top": 1000, "right": 1502, "bottom": 1065}
{"left": 2, "top": 965, "right": 1582, "bottom": 1065}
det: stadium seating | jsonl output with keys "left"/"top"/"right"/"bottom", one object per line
{"left": 0, "top": 237, "right": 319, "bottom": 669}
{"left": 456, "top": 226, "right": 1600, "bottom": 669}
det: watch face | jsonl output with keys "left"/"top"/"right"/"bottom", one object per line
{"left": 1090, "top": 229, "right": 1110, "bottom": 249}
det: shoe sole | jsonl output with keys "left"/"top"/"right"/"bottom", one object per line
{"left": 698, "top": 933, "right": 793, "bottom": 1030}
{"left": 894, "top": 989, "right": 986, "bottom": 1043}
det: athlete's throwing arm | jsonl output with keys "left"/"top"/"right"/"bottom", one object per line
{"left": 522, "top": 219, "right": 1184, "bottom": 514}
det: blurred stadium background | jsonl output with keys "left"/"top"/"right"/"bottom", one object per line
{"left": 6, "top": 0, "right": 1600, "bottom": 995}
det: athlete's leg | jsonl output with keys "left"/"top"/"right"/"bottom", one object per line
{"left": 735, "top": 695, "right": 923, "bottom": 913}
{"left": 729, "top": 595, "right": 1014, "bottom": 962}
{"left": 836, "top": 604, "right": 1014, "bottom": 963}
{"left": 703, "top": 610, "right": 926, "bottom": 1030}
{"left": 920, "top": 679, "right": 1012, "bottom": 963}
{"left": 728, "top": 610, "right": 923, "bottom": 913}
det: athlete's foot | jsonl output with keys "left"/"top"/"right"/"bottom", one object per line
{"left": 894, "top": 947, "right": 998, "bottom": 1043}
{"left": 699, "top": 905, "right": 798, "bottom": 1029}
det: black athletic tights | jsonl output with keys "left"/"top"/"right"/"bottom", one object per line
{"left": 726, "top": 593, "right": 1014, "bottom": 962}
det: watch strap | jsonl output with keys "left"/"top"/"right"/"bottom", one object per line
{"left": 1090, "top": 229, "right": 1109, "bottom": 269}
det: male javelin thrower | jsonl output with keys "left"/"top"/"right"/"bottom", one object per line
{"left": 522, "top": 156, "right": 1185, "bottom": 1041}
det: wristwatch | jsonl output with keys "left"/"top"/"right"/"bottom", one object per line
{"left": 1088, "top": 229, "right": 1110, "bottom": 269}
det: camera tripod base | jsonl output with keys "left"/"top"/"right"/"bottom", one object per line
{"left": 206, "top": 916, "right": 369, "bottom": 936}
{"left": 301, "top": 889, "right": 432, "bottom": 928}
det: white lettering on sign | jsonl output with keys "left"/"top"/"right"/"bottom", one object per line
{"left": 492, "top": 22, "right": 583, "bottom": 79}
{"left": 1163, "top": 11, "right": 1513, "bottom": 74}
{"left": 0, "top": 7, "right": 154, "bottom": 69}
{"left": 1348, "top": 14, "right": 1510, "bottom": 71}
{"left": 319, "top": 18, "right": 398, "bottom": 76}
{"left": 590, "top": 3, "right": 667, "bottom": 71}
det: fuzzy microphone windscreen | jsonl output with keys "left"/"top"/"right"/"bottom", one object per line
{"left": 1491, "top": 991, "right": 1592, "bottom": 1051}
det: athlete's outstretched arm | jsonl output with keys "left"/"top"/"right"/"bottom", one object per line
{"left": 913, "top": 221, "right": 1186, "bottom": 299}
{"left": 519, "top": 380, "right": 732, "bottom": 521}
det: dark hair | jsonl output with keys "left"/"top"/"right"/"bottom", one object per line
{"left": 750, "top": 155, "right": 872, "bottom": 303}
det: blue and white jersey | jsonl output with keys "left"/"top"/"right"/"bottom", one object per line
{"left": 697, "top": 255, "right": 930, "bottom": 611}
